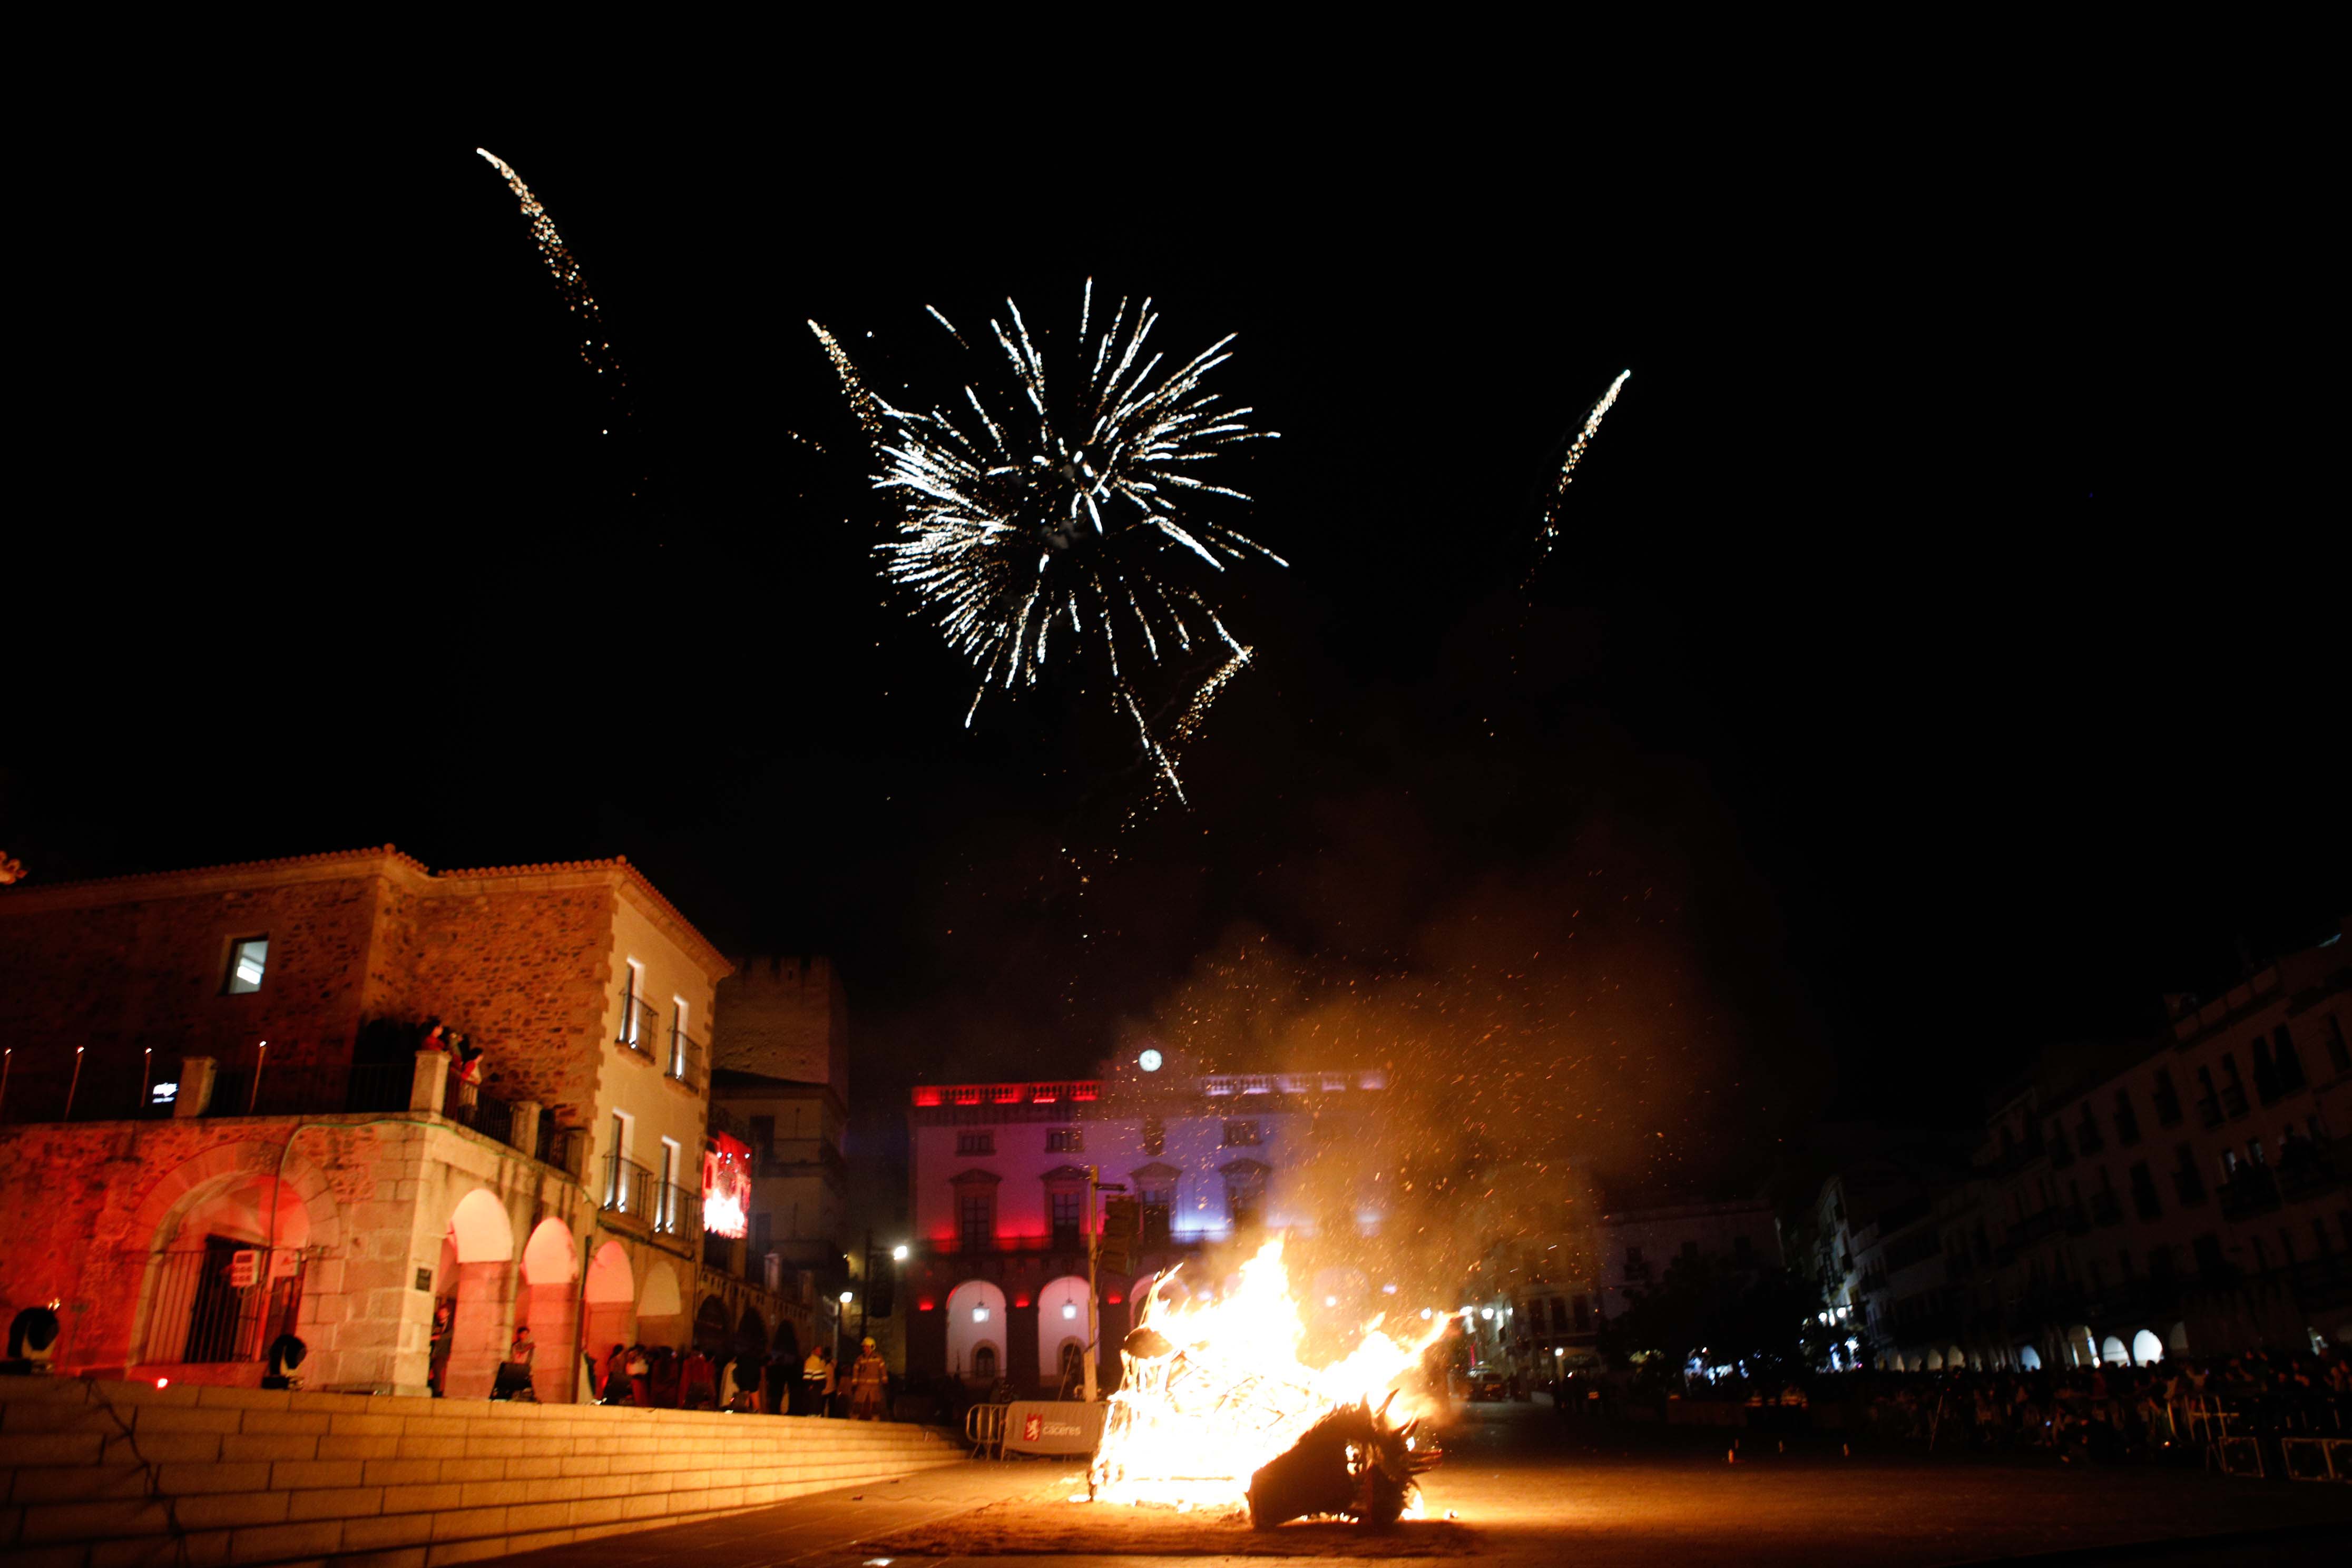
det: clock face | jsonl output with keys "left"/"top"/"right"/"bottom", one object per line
{"left": 1138, "top": 1048, "right": 1163, "bottom": 1073}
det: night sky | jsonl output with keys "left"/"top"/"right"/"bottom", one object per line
{"left": 11, "top": 103, "right": 2343, "bottom": 1199}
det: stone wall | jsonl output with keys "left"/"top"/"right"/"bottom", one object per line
{"left": 0, "top": 865, "right": 388, "bottom": 1091}
{"left": 713, "top": 956, "right": 848, "bottom": 1091}
{"left": 0, "top": 1115, "right": 587, "bottom": 1396}
{"left": 364, "top": 875, "right": 618, "bottom": 1139}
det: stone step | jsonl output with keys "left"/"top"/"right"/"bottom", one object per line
{"left": 0, "top": 1378, "right": 965, "bottom": 1564}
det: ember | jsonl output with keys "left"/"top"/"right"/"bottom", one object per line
{"left": 1088, "top": 1239, "right": 1448, "bottom": 1518}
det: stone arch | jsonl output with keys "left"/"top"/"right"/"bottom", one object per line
{"left": 694, "top": 1296, "right": 730, "bottom": 1354}
{"left": 637, "top": 1260, "right": 685, "bottom": 1348}
{"left": 2168, "top": 1320, "right": 2190, "bottom": 1354}
{"left": 2016, "top": 1345, "right": 2043, "bottom": 1370}
{"left": 2100, "top": 1335, "right": 2129, "bottom": 1367}
{"left": 439, "top": 1189, "right": 518, "bottom": 1399}
{"left": 447, "top": 1190, "right": 515, "bottom": 1263}
{"left": 2131, "top": 1329, "right": 2164, "bottom": 1365}
{"left": 1949, "top": 1345, "right": 1967, "bottom": 1371}
{"left": 1037, "top": 1275, "right": 1091, "bottom": 1385}
{"left": 1924, "top": 1350, "right": 1944, "bottom": 1371}
{"left": 946, "top": 1279, "right": 1007, "bottom": 1381}
{"left": 517, "top": 1218, "right": 580, "bottom": 1402}
{"left": 126, "top": 1143, "right": 342, "bottom": 1371}
{"left": 583, "top": 1241, "right": 635, "bottom": 1359}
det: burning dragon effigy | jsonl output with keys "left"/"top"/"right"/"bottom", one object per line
{"left": 1087, "top": 1239, "right": 1447, "bottom": 1529}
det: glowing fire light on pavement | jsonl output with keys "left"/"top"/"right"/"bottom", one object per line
{"left": 1087, "top": 1238, "right": 1451, "bottom": 1516}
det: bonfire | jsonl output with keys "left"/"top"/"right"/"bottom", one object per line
{"left": 1086, "top": 1239, "right": 1447, "bottom": 1527}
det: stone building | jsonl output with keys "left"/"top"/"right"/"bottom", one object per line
{"left": 899, "top": 1047, "right": 1395, "bottom": 1395}
{"left": 1823, "top": 917, "right": 2352, "bottom": 1374}
{"left": 0, "top": 845, "right": 815, "bottom": 1395}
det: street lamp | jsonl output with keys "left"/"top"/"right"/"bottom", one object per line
{"left": 892, "top": 1244, "right": 909, "bottom": 1262}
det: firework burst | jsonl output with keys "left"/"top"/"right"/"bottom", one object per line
{"left": 475, "top": 148, "right": 631, "bottom": 420}
{"left": 1526, "top": 369, "right": 1630, "bottom": 583}
{"left": 812, "top": 283, "right": 1282, "bottom": 805}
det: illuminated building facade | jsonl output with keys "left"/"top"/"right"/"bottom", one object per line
{"left": 0, "top": 846, "right": 814, "bottom": 1394}
{"left": 899, "top": 1049, "right": 1393, "bottom": 1394}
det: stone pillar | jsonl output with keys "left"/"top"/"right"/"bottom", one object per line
{"left": 509, "top": 1100, "right": 541, "bottom": 1160}
{"left": 173, "top": 1056, "right": 217, "bottom": 1118}
{"left": 410, "top": 1051, "right": 448, "bottom": 1114}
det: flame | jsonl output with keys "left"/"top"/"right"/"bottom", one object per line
{"left": 1088, "top": 1238, "right": 1451, "bottom": 1509}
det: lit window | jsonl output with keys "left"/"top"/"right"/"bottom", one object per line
{"left": 1046, "top": 1128, "right": 1083, "bottom": 1153}
{"left": 1221, "top": 1121, "right": 1261, "bottom": 1148}
{"left": 957, "top": 1131, "right": 995, "bottom": 1156}
{"left": 225, "top": 937, "right": 269, "bottom": 994}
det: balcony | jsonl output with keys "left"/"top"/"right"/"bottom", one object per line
{"left": 2277, "top": 1137, "right": 2341, "bottom": 1204}
{"left": 2217, "top": 1165, "right": 2283, "bottom": 1223}
{"left": 2220, "top": 1085, "right": 2248, "bottom": 1119}
{"left": 617, "top": 993, "right": 662, "bottom": 1059}
{"left": 666, "top": 1024, "right": 705, "bottom": 1087}
{"left": 2089, "top": 1191, "right": 2123, "bottom": 1229}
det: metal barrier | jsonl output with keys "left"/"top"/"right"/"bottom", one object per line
{"left": 965, "top": 1402, "right": 1007, "bottom": 1458}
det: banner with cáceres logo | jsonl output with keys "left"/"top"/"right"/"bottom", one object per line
{"left": 1000, "top": 1400, "right": 1109, "bottom": 1456}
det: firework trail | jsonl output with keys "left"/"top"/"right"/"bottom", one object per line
{"left": 475, "top": 148, "right": 630, "bottom": 416}
{"left": 1526, "top": 369, "right": 1630, "bottom": 583}
{"left": 811, "top": 283, "right": 1282, "bottom": 806}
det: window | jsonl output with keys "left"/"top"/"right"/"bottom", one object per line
{"left": 1733, "top": 1232, "right": 1755, "bottom": 1263}
{"left": 2324, "top": 1016, "right": 2351, "bottom": 1076}
{"left": 1139, "top": 1184, "right": 1172, "bottom": 1244}
{"left": 621, "top": 960, "right": 652, "bottom": 1052}
{"left": 1050, "top": 1190, "right": 1084, "bottom": 1248}
{"left": 1573, "top": 1294, "right": 1591, "bottom": 1331}
{"left": 752, "top": 1210, "right": 771, "bottom": 1256}
{"left": 971, "top": 1344, "right": 998, "bottom": 1380}
{"left": 224, "top": 937, "right": 269, "bottom": 994}
{"left": 958, "top": 1189, "right": 994, "bottom": 1252}
{"left": 656, "top": 1138, "right": 681, "bottom": 1232}
{"left": 1221, "top": 1121, "right": 1261, "bottom": 1148}
{"left": 749, "top": 1115, "right": 776, "bottom": 1167}
{"left": 669, "top": 997, "right": 691, "bottom": 1079}
{"left": 1045, "top": 1128, "right": 1083, "bottom": 1154}
{"left": 2075, "top": 1102, "right": 2104, "bottom": 1153}
{"left": 957, "top": 1131, "right": 996, "bottom": 1156}
{"left": 2112, "top": 1088, "right": 2140, "bottom": 1146}
{"left": 1222, "top": 1164, "right": 1267, "bottom": 1229}
{"left": 2151, "top": 1068, "right": 2182, "bottom": 1128}
{"left": 1142, "top": 1116, "right": 1165, "bottom": 1155}
{"left": 2129, "top": 1161, "right": 2162, "bottom": 1221}
{"left": 2271, "top": 1026, "right": 2306, "bottom": 1093}
{"left": 604, "top": 1111, "right": 634, "bottom": 1211}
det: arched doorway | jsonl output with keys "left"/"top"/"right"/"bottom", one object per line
{"left": 518, "top": 1218, "right": 579, "bottom": 1402}
{"left": 2100, "top": 1335, "right": 2129, "bottom": 1367}
{"left": 441, "top": 1190, "right": 517, "bottom": 1399}
{"left": 638, "top": 1261, "right": 685, "bottom": 1349}
{"left": 946, "top": 1279, "right": 1007, "bottom": 1383}
{"left": 2016, "top": 1345, "right": 2043, "bottom": 1370}
{"left": 583, "top": 1241, "right": 635, "bottom": 1361}
{"left": 2131, "top": 1329, "right": 2164, "bottom": 1365}
{"left": 1037, "top": 1275, "right": 1091, "bottom": 1393}
{"left": 133, "top": 1165, "right": 320, "bottom": 1372}
{"left": 694, "top": 1296, "right": 730, "bottom": 1355}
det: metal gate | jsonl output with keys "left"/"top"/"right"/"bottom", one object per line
{"left": 137, "top": 1243, "right": 308, "bottom": 1366}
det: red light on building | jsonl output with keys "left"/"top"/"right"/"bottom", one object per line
{"left": 917, "top": 1297, "right": 936, "bottom": 1312}
{"left": 913, "top": 1086, "right": 943, "bottom": 1106}
{"left": 702, "top": 1134, "right": 752, "bottom": 1239}
{"left": 1105, "top": 1293, "right": 1123, "bottom": 1305}
{"left": 1073, "top": 1083, "right": 1099, "bottom": 1101}
{"left": 1014, "top": 1294, "right": 1032, "bottom": 1309}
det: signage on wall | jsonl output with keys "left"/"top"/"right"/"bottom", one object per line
{"left": 270, "top": 1249, "right": 300, "bottom": 1281}
{"left": 703, "top": 1133, "right": 752, "bottom": 1240}
{"left": 229, "top": 1250, "right": 260, "bottom": 1289}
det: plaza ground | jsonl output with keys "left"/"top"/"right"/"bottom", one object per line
{"left": 484, "top": 1398, "right": 2352, "bottom": 1567}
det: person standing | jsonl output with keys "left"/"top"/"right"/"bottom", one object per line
{"left": 803, "top": 1342, "right": 830, "bottom": 1416}
{"left": 849, "top": 1337, "right": 888, "bottom": 1420}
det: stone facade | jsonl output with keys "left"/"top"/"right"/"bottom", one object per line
{"left": 0, "top": 845, "right": 829, "bottom": 1399}
{"left": 713, "top": 954, "right": 848, "bottom": 1088}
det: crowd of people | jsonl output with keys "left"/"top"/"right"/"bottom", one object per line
{"left": 1843, "top": 1347, "right": 2352, "bottom": 1468}
{"left": 576, "top": 1335, "right": 893, "bottom": 1418}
